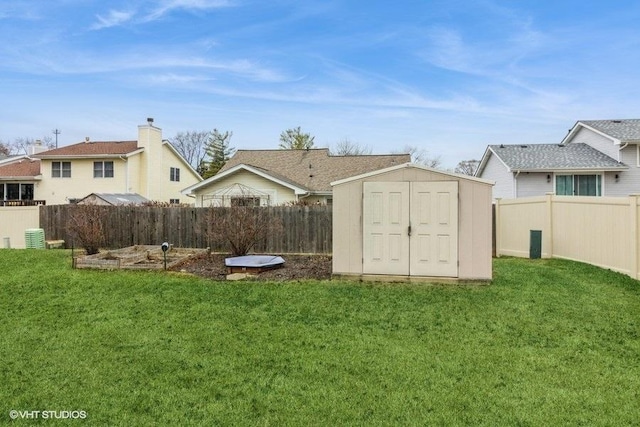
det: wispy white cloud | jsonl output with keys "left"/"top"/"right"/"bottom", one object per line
{"left": 145, "top": 0, "right": 234, "bottom": 21}
{"left": 91, "top": 9, "right": 135, "bottom": 30}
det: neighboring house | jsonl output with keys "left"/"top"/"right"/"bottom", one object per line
{"left": 77, "top": 193, "right": 150, "bottom": 206}
{"left": 182, "top": 148, "right": 411, "bottom": 207}
{"left": 0, "top": 155, "right": 43, "bottom": 206}
{"left": 25, "top": 119, "right": 201, "bottom": 205}
{"left": 476, "top": 119, "right": 640, "bottom": 199}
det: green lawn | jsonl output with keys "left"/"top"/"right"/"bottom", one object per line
{"left": 1, "top": 250, "right": 639, "bottom": 426}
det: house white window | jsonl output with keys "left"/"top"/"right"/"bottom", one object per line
{"left": 94, "top": 161, "right": 114, "bottom": 178}
{"left": 556, "top": 174, "right": 601, "bottom": 196}
{"left": 170, "top": 167, "right": 180, "bottom": 182}
{"left": 52, "top": 161, "right": 71, "bottom": 178}
{"left": 169, "top": 198, "right": 180, "bottom": 204}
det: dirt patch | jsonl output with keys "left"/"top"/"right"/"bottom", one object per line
{"left": 171, "top": 253, "right": 332, "bottom": 281}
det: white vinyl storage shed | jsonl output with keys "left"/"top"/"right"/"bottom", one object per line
{"left": 331, "top": 163, "right": 494, "bottom": 282}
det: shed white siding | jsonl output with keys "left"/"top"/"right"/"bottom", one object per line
{"left": 332, "top": 164, "right": 493, "bottom": 281}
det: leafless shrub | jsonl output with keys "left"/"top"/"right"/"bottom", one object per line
{"left": 206, "top": 206, "right": 284, "bottom": 256}
{"left": 66, "top": 203, "right": 106, "bottom": 255}
{"left": 142, "top": 200, "right": 192, "bottom": 207}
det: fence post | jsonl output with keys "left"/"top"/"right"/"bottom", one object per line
{"left": 494, "top": 198, "right": 501, "bottom": 258}
{"left": 629, "top": 194, "right": 640, "bottom": 279}
{"left": 544, "top": 193, "right": 553, "bottom": 258}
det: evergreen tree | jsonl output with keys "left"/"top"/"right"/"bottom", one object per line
{"left": 203, "top": 129, "right": 235, "bottom": 179}
{"left": 279, "top": 126, "right": 315, "bottom": 150}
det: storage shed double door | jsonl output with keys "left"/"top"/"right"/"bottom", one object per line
{"left": 363, "top": 181, "right": 458, "bottom": 277}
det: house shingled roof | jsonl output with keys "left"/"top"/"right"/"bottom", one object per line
{"left": 218, "top": 148, "right": 412, "bottom": 192}
{"left": 34, "top": 140, "right": 139, "bottom": 157}
{"left": 580, "top": 119, "right": 640, "bottom": 142}
{"left": 0, "top": 158, "right": 41, "bottom": 178}
{"left": 488, "top": 143, "right": 627, "bottom": 171}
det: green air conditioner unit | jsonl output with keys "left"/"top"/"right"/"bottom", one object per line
{"left": 25, "top": 228, "right": 46, "bottom": 249}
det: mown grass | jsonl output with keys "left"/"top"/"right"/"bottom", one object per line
{"left": 1, "top": 250, "right": 639, "bottom": 425}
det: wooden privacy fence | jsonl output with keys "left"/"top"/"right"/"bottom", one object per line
{"left": 495, "top": 194, "right": 640, "bottom": 279}
{"left": 40, "top": 205, "right": 332, "bottom": 254}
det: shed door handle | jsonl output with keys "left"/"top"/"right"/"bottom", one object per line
{"left": 408, "top": 224, "right": 412, "bottom": 237}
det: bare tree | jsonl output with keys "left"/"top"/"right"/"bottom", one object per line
{"left": 66, "top": 203, "right": 106, "bottom": 255}
{"left": 5, "top": 137, "right": 55, "bottom": 155}
{"left": 0, "top": 141, "right": 10, "bottom": 157}
{"left": 393, "top": 144, "right": 441, "bottom": 168}
{"left": 332, "top": 138, "right": 372, "bottom": 155}
{"left": 206, "top": 206, "right": 284, "bottom": 256}
{"left": 169, "top": 131, "right": 209, "bottom": 175}
{"left": 279, "top": 127, "right": 315, "bottom": 150}
{"left": 455, "top": 159, "right": 480, "bottom": 176}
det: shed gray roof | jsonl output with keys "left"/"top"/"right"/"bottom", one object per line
{"left": 580, "top": 119, "right": 640, "bottom": 142}
{"left": 489, "top": 143, "right": 627, "bottom": 171}
{"left": 79, "top": 193, "right": 150, "bottom": 205}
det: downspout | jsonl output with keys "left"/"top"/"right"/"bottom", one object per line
{"left": 298, "top": 191, "right": 311, "bottom": 201}
{"left": 514, "top": 170, "right": 520, "bottom": 198}
{"left": 119, "top": 155, "right": 128, "bottom": 193}
{"left": 619, "top": 142, "right": 629, "bottom": 167}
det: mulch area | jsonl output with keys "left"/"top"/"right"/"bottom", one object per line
{"left": 170, "top": 253, "right": 333, "bottom": 281}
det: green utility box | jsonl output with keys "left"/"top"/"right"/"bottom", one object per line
{"left": 530, "top": 230, "right": 542, "bottom": 259}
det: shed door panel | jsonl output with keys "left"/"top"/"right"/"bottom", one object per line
{"left": 363, "top": 182, "right": 410, "bottom": 275}
{"left": 410, "top": 182, "right": 458, "bottom": 277}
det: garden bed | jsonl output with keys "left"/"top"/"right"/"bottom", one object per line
{"left": 73, "top": 245, "right": 208, "bottom": 270}
{"left": 172, "top": 253, "right": 332, "bottom": 281}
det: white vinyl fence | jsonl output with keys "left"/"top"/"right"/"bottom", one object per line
{"left": 496, "top": 194, "right": 640, "bottom": 279}
{"left": 0, "top": 206, "right": 41, "bottom": 249}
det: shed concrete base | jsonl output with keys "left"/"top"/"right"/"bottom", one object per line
{"left": 332, "top": 273, "right": 491, "bottom": 285}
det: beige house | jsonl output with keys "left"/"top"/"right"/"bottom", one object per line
{"left": 29, "top": 119, "right": 201, "bottom": 205}
{"left": 0, "top": 155, "right": 43, "bottom": 206}
{"left": 332, "top": 163, "right": 494, "bottom": 281}
{"left": 181, "top": 148, "right": 411, "bottom": 207}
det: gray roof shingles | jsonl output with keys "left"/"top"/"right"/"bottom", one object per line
{"left": 490, "top": 143, "right": 627, "bottom": 171}
{"left": 580, "top": 119, "right": 640, "bottom": 142}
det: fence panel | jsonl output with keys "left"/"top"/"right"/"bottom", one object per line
{"left": 496, "top": 195, "right": 640, "bottom": 279}
{"left": 39, "top": 205, "right": 332, "bottom": 254}
{"left": 0, "top": 206, "right": 40, "bottom": 248}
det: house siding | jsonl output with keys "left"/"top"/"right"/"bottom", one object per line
{"left": 479, "top": 152, "right": 514, "bottom": 200}
{"left": 516, "top": 172, "right": 554, "bottom": 198}
{"left": 37, "top": 158, "right": 128, "bottom": 205}
{"left": 606, "top": 146, "right": 640, "bottom": 196}
{"left": 570, "top": 127, "right": 619, "bottom": 160}
{"left": 161, "top": 144, "right": 200, "bottom": 204}
{"left": 192, "top": 170, "right": 297, "bottom": 207}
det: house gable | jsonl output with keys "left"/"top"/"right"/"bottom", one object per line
{"left": 189, "top": 168, "right": 299, "bottom": 206}
{"left": 476, "top": 149, "right": 515, "bottom": 199}
{"left": 184, "top": 149, "right": 411, "bottom": 206}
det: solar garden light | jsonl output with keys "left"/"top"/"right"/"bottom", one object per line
{"left": 161, "top": 242, "right": 170, "bottom": 270}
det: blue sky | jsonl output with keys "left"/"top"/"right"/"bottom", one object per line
{"left": 2, "top": 0, "right": 640, "bottom": 168}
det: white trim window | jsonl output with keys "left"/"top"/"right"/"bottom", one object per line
{"left": 556, "top": 174, "right": 602, "bottom": 196}
{"left": 170, "top": 167, "right": 180, "bottom": 182}
{"left": 94, "top": 161, "right": 114, "bottom": 178}
{"left": 52, "top": 161, "right": 71, "bottom": 178}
